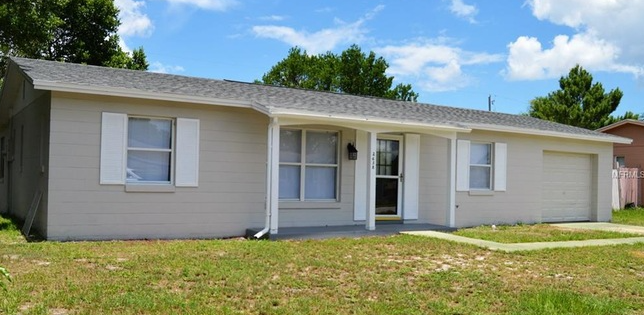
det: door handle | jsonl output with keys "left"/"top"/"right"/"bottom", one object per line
{"left": 399, "top": 173, "right": 404, "bottom": 182}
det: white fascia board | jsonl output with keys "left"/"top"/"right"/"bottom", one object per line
{"left": 469, "top": 123, "right": 633, "bottom": 144}
{"left": 34, "top": 80, "right": 254, "bottom": 109}
{"left": 271, "top": 111, "right": 471, "bottom": 133}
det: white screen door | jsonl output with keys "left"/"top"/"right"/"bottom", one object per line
{"left": 375, "top": 136, "right": 403, "bottom": 217}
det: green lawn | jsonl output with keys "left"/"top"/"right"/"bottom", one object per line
{"left": 613, "top": 208, "right": 644, "bottom": 226}
{"left": 453, "top": 223, "right": 640, "bottom": 243}
{"left": 1, "top": 215, "right": 644, "bottom": 314}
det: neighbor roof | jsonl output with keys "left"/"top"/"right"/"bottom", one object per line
{"left": 597, "top": 119, "right": 644, "bottom": 132}
{"left": 3, "top": 57, "right": 631, "bottom": 144}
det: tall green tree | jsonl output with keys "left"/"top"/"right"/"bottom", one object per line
{"left": 600, "top": 111, "right": 642, "bottom": 127}
{"left": 261, "top": 45, "right": 419, "bottom": 101}
{"left": 0, "top": 0, "right": 148, "bottom": 73}
{"left": 528, "top": 65, "right": 623, "bottom": 130}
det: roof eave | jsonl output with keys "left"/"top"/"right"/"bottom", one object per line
{"left": 33, "top": 80, "right": 256, "bottom": 109}
{"left": 470, "top": 123, "right": 633, "bottom": 144}
{"left": 270, "top": 109, "right": 471, "bottom": 133}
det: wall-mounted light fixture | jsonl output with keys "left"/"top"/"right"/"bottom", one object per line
{"left": 347, "top": 142, "right": 358, "bottom": 160}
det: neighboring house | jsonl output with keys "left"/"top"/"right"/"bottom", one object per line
{"left": 0, "top": 57, "right": 631, "bottom": 241}
{"left": 598, "top": 119, "right": 644, "bottom": 206}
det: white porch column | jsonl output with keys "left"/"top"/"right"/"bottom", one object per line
{"left": 353, "top": 130, "right": 368, "bottom": 221}
{"left": 268, "top": 118, "right": 280, "bottom": 234}
{"left": 447, "top": 135, "right": 457, "bottom": 228}
{"left": 365, "top": 131, "right": 377, "bottom": 231}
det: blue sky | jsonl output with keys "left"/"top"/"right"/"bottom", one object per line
{"left": 115, "top": 0, "right": 644, "bottom": 116}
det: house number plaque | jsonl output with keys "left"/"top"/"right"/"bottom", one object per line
{"left": 371, "top": 151, "right": 376, "bottom": 170}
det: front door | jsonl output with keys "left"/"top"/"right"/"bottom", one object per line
{"left": 375, "top": 136, "right": 403, "bottom": 219}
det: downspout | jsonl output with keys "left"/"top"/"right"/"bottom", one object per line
{"left": 254, "top": 117, "right": 276, "bottom": 239}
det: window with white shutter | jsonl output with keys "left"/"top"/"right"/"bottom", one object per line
{"left": 456, "top": 140, "right": 507, "bottom": 192}
{"left": 100, "top": 112, "right": 200, "bottom": 188}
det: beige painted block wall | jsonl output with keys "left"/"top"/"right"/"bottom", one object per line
{"left": 47, "top": 92, "right": 269, "bottom": 240}
{"left": 454, "top": 130, "right": 613, "bottom": 228}
{"left": 1, "top": 85, "right": 50, "bottom": 235}
{"left": 418, "top": 134, "right": 449, "bottom": 225}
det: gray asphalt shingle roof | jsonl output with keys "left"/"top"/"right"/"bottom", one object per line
{"left": 7, "top": 57, "right": 625, "bottom": 142}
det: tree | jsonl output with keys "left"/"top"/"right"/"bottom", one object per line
{"left": 528, "top": 65, "right": 623, "bottom": 130}
{"left": 0, "top": 0, "right": 148, "bottom": 75}
{"left": 386, "top": 83, "right": 419, "bottom": 102}
{"left": 260, "top": 45, "right": 419, "bottom": 101}
{"left": 600, "top": 111, "right": 642, "bottom": 127}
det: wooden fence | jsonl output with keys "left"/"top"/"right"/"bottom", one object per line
{"left": 612, "top": 167, "right": 640, "bottom": 209}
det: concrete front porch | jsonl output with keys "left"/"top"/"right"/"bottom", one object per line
{"left": 246, "top": 223, "right": 455, "bottom": 240}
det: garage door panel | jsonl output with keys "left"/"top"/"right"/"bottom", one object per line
{"left": 542, "top": 152, "right": 591, "bottom": 222}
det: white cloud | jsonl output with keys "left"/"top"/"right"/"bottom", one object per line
{"left": 118, "top": 38, "right": 132, "bottom": 53}
{"left": 252, "top": 5, "right": 384, "bottom": 54}
{"left": 506, "top": 0, "right": 644, "bottom": 80}
{"left": 259, "top": 15, "right": 287, "bottom": 21}
{"left": 114, "top": 0, "right": 153, "bottom": 37}
{"left": 149, "top": 62, "right": 185, "bottom": 74}
{"left": 315, "top": 7, "right": 335, "bottom": 13}
{"left": 377, "top": 40, "right": 503, "bottom": 92}
{"left": 505, "top": 34, "right": 622, "bottom": 80}
{"left": 163, "top": 0, "right": 238, "bottom": 11}
{"left": 449, "top": 0, "right": 478, "bottom": 23}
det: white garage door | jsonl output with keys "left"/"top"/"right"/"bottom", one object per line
{"left": 542, "top": 152, "right": 592, "bottom": 222}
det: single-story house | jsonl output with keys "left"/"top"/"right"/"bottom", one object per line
{"left": 598, "top": 119, "right": 644, "bottom": 206}
{"left": 0, "top": 57, "right": 631, "bottom": 241}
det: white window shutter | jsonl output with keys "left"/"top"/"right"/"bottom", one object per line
{"left": 176, "top": 118, "right": 200, "bottom": 187}
{"left": 100, "top": 112, "right": 127, "bottom": 185}
{"left": 494, "top": 142, "right": 507, "bottom": 191}
{"left": 403, "top": 134, "right": 420, "bottom": 220}
{"left": 456, "top": 140, "right": 470, "bottom": 191}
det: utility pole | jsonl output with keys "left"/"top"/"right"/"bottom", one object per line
{"left": 488, "top": 95, "right": 494, "bottom": 111}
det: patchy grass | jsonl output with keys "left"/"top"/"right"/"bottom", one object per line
{"left": 512, "top": 289, "right": 631, "bottom": 315}
{"left": 0, "top": 215, "right": 24, "bottom": 244}
{"left": 1, "top": 215, "right": 644, "bottom": 314}
{"left": 453, "top": 224, "right": 640, "bottom": 243}
{"left": 613, "top": 208, "right": 644, "bottom": 227}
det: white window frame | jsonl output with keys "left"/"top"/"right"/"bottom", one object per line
{"left": 100, "top": 112, "right": 200, "bottom": 188}
{"left": 456, "top": 140, "right": 507, "bottom": 192}
{"left": 469, "top": 142, "right": 493, "bottom": 191}
{"left": 279, "top": 128, "right": 340, "bottom": 201}
{"left": 615, "top": 156, "right": 626, "bottom": 168}
{"left": 126, "top": 116, "right": 175, "bottom": 185}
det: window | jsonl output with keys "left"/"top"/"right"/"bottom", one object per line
{"left": 615, "top": 156, "right": 626, "bottom": 168}
{"left": 469, "top": 143, "right": 492, "bottom": 190}
{"left": 100, "top": 112, "right": 200, "bottom": 187}
{"left": 127, "top": 117, "right": 173, "bottom": 183}
{"left": 456, "top": 140, "right": 507, "bottom": 192}
{"left": 279, "top": 129, "right": 339, "bottom": 200}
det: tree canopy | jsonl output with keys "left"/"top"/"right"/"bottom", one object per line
{"left": 260, "top": 45, "right": 419, "bottom": 102}
{"left": 0, "top": 0, "right": 148, "bottom": 74}
{"left": 528, "top": 65, "right": 629, "bottom": 130}
{"left": 601, "top": 111, "right": 641, "bottom": 126}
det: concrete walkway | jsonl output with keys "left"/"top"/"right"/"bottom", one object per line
{"left": 551, "top": 222, "right": 644, "bottom": 235}
{"left": 402, "top": 222, "right": 644, "bottom": 252}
